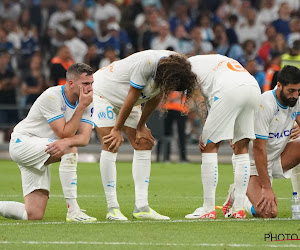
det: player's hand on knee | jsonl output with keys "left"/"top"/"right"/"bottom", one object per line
{"left": 135, "top": 127, "right": 155, "bottom": 146}
{"left": 45, "top": 139, "right": 70, "bottom": 156}
{"left": 103, "top": 128, "right": 124, "bottom": 152}
{"left": 256, "top": 187, "right": 278, "bottom": 217}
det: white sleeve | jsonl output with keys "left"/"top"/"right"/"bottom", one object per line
{"left": 129, "top": 57, "right": 154, "bottom": 89}
{"left": 254, "top": 100, "right": 274, "bottom": 140}
{"left": 38, "top": 93, "right": 64, "bottom": 123}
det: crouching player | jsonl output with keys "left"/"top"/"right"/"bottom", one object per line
{"left": 223, "top": 65, "right": 300, "bottom": 218}
{"left": 0, "top": 63, "right": 96, "bottom": 222}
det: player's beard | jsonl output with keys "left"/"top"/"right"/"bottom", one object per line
{"left": 279, "top": 88, "right": 298, "bottom": 107}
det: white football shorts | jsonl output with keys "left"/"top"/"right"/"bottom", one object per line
{"left": 9, "top": 133, "right": 52, "bottom": 197}
{"left": 250, "top": 156, "right": 292, "bottom": 181}
{"left": 93, "top": 95, "right": 142, "bottom": 129}
{"left": 202, "top": 85, "right": 261, "bottom": 145}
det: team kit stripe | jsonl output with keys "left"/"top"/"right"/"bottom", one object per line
{"left": 255, "top": 134, "right": 268, "bottom": 140}
{"left": 130, "top": 81, "right": 143, "bottom": 89}
{"left": 81, "top": 119, "right": 93, "bottom": 125}
{"left": 47, "top": 114, "right": 64, "bottom": 123}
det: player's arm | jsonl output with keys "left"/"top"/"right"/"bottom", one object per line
{"left": 45, "top": 122, "right": 93, "bottom": 156}
{"left": 49, "top": 86, "right": 93, "bottom": 139}
{"left": 135, "top": 92, "right": 163, "bottom": 145}
{"left": 253, "top": 138, "right": 278, "bottom": 215}
{"left": 192, "top": 88, "right": 208, "bottom": 126}
{"left": 103, "top": 86, "right": 142, "bottom": 152}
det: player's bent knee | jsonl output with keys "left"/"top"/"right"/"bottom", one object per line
{"left": 26, "top": 209, "right": 45, "bottom": 220}
{"left": 133, "top": 138, "right": 153, "bottom": 150}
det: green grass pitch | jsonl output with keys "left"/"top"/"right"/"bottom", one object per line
{"left": 0, "top": 159, "right": 300, "bottom": 249}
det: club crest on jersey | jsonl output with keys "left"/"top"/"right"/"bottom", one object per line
{"left": 291, "top": 112, "right": 297, "bottom": 120}
{"left": 61, "top": 105, "right": 66, "bottom": 112}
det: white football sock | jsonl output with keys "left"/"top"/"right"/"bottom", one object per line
{"left": 0, "top": 201, "right": 28, "bottom": 220}
{"left": 132, "top": 150, "right": 151, "bottom": 209}
{"left": 59, "top": 153, "right": 80, "bottom": 213}
{"left": 100, "top": 150, "right": 119, "bottom": 209}
{"left": 244, "top": 196, "right": 256, "bottom": 216}
{"left": 291, "top": 165, "right": 300, "bottom": 194}
{"left": 232, "top": 154, "right": 236, "bottom": 173}
{"left": 232, "top": 154, "right": 250, "bottom": 211}
{"left": 201, "top": 153, "right": 218, "bottom": 211}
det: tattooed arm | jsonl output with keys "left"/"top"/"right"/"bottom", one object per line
{"left": 191, "top": 88, "right": 208, "bottom": 126}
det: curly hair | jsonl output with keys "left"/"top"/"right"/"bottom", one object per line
{"left": 154, "top": 54, "right": 198, "bottom": 104}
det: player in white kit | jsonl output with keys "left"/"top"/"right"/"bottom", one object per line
{"left": 185, "top": 54, "right": 261, "bottom": 219}
{"left": 92, "top": 50, "right": 197, "bottom": 220}
{"left": 223, "top": 65, "right": 300, "bottom": 218}
{"left": 0, "top": 63, "right": 96, "bottom": 222}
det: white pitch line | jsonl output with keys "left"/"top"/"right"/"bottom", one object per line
{"left": 0, "top": 217, "right": 295, "bottom": 226}
{"left": 0, "top": 194, "right": 289, "bottom": 200}
{"left": 0, "top": 241, "right": 299, "bottom": 248}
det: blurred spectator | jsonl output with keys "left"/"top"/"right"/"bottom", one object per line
{"left": 187, "top": 0, "right": 201, "bottom": 21}
{"left": 3, "top": 19, "right": 21, "bottom": 53}
{"left": 276, "top": 0, "right": 299, "bottom": 14}
{"left": 174, "top": 24, "right": 192, "bottom": 55}
{"left": 49, "top": 45, "right": 74, "bottom": 86}
{"left": 197, "top": 13, "right": 214, "bottom": 43}
{"left": 107, "top": 22, "right": 133, "bottom": 59}
{"left": 161, "top": 91, "right": 188, "bottom": 163}
{"left": 47, "top": 0, "right": 75, "bottom": 54}
{"left": 65, "top": 25, "right": 88, "bottom": 63}
{"left": 169, "top": 1, "right": 195, "bottom": 34}
{"left": 99, "top": 46, "right": 119, "bottom": 68}
{"left": 21, "top": 54, "right": 45, "bottom": 107}
{"left": 72, "top": 7, "right": 92, "bottom": 33}
{"left": 84, "top": 43, "right": 101, "bottom": 72}
{"left": 216, "top": 0, "right": 241, "bottom": 22}
{"left": 212, "top": 23, "right": 245, "bottom": 65}
{"left": 242, "top": 39, "right": 263, "bottom": 70}
{"left": 287, "top": 18, "right": 300, "bottom": 48}
{"left": 187, "top": 26, "right": 213, "bottom": 56}
{"left": 94, "top": 19, "right": 119, "bottom": 58}
{"left": 0, "top": 0, "right": 21, "bottom": 21}
{"left": 90, "top": 0, "right": 121, "bottom": 23}
{"left": 269, "top": 32, "right": 288, "bottom": 57}
{"left": 80, "top": 20, "right": 97, "bottom": 45}
{"left": 136, "top": 6, "right": 161, "bottom": 50}
{"left": 0, "top": 28, "right": 14, "bottom": 57}
{"left": 18, "top": 22, "right": 40, "bottom": 76}
{"left": 245, "top": 59, "right": 266, "bottom": 92}
{"left": 281, "top": 39, "right": 300, "bottom": 69}
{"left": 236, "top": 8, "right": 266, "bottom": 48}
{"left": 150, "top": 20, "right": 178, "bottom": 51}
{"left": 271, "top": 2, "right": 291, "bottom": 39}
{"left": 263, "top": 51, "right": 281, "bottom": 92}
{"left": 0, "top": 49, "right": 20, "bottom": 140}
{"left": 258, "top": 25, "right": 277, "bottom": 64}
{"left": 256, "top": 0, "right": 278, "bottom": 26}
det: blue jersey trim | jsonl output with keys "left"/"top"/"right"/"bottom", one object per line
{"left": 272, "top": 90, "right": 288, "bottom": 109}
{"left": 297, "top": 112, "right": 300, "bottom": 116}
{"left": 81, "top": 119, "right": 93, "bottom": 125}
{"left": 255, "top": 134, "right": 268, "bottom": 140}
{"left": 61, "top": 85, "right": 78, "bottom": 109}
{"left": 48, "top": 114, "right": 64, "bottom": 123}
{"left": 207, "top": 139, "right": 213, "bottom": 144}
{"left": 130, "top": 81, "right": 144, "bottom": 89}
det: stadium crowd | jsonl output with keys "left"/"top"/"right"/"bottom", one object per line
{"left": 0, "top": 0, "right": 299, "bottom": 143}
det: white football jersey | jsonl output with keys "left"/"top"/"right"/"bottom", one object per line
{"left": 249, "top": 90, "right": 300, "bottom": 163}
{"left": 13, "top": 85, "right": 94, "bottom": 139}
{"left": 188, "top": 55, "right": 259, "bottom": 108}
{"left": 93, "top": 50, "right": 176, "bottom": 107}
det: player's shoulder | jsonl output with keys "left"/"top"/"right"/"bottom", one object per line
{"left": 38, "top": 86, "right": 63, "bottom": 103}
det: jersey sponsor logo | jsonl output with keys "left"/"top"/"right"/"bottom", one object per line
{"left": 90, "top": 107, "right": 94, "bottom": 117}
{"left": 269, "top": 128, "right": 294, "bottom": 139}
{"left": 227, "top": 61, "right": 247, "bottom": 72}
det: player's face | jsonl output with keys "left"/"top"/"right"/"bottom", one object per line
{"left": 279, "top": 83, "right": 300, "bottom": 107}
{"left": 76, "top": 73, "right": 94, "bottom": 94}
